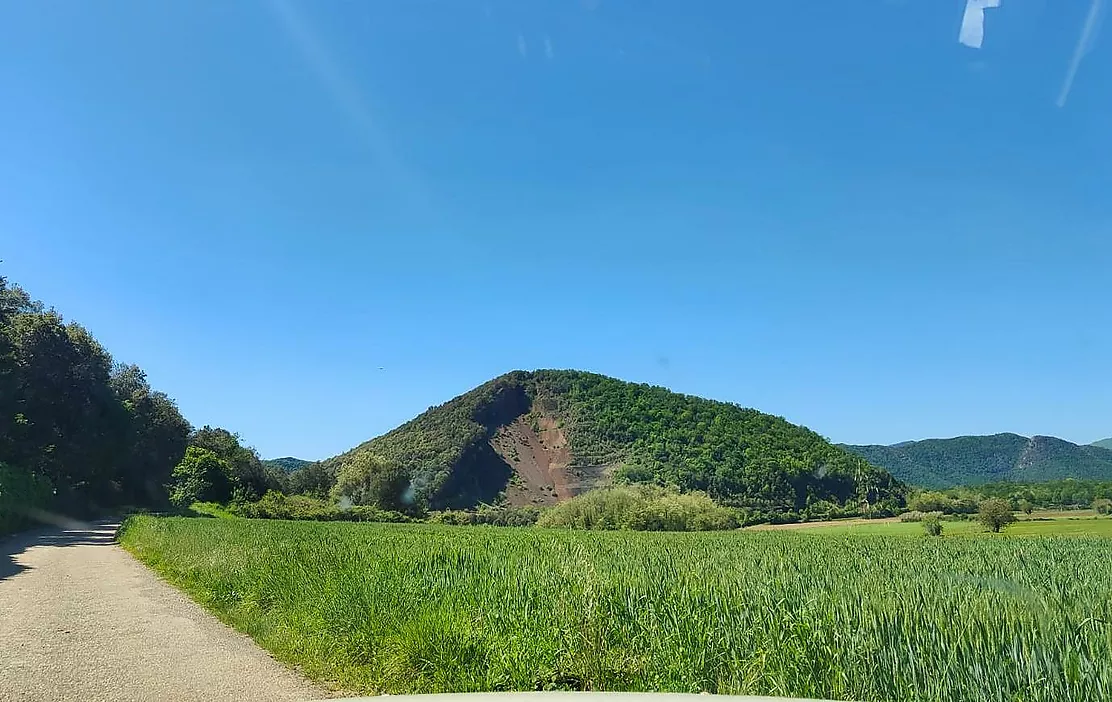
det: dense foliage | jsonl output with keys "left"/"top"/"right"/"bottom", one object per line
{"left": 316, "top": 370, "right": 904, "bottom": 515}
{"left": 844, "top": 433, "right": 1112, "bottom": 488}
{"left": 187, "top": 426, "right": 282, "bottom": 501}
{"left": 330, "top": 452, "right": 411, "bottom": 511}
{"left": 122, "top": 516, "right": 1112, "bottom": 701}
{"left": 977, "top": 498, "right": 1017, "bottom": 532}
{"left": 0, "top": 277, "right": 191, "bottom": 522}
{"left": 228, "top": 491, "right": 410, "bottom": 523}
{"left": 536, "top": 485, "right": 738, "bottom": 531}
{"left": 917, "top": 479, "right": 1112, "bottom": 512}
{"left": 262, "top": 457, "right": 312, "bottom": 473}
{"left": 169, "top": 447, "right": 234, "bottom": 508}
{"left": 0, "top": 461, "right": 53, "bottom": 534}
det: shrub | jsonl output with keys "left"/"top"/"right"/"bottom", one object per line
{"left": 922, "top": 513, "right": 943, "bottom": 536}
{"left": 537, "top": 486, "right": 737, "bottom": 531}
{"left": 427, "top": 505, "right": 541, "bottom": 527}
{"left": 230, "top": 491, "right": 411, "bottom": 523}
{"left": 901, "top": 510, "right": 943, "bottom": 523}
{"left": 978, "top": 498, "right": 1017, "bottom": 533}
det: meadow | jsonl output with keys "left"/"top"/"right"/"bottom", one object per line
{"left": 120, "top": 516, "right": 1112, "bottom": 701}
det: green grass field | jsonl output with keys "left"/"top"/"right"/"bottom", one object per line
{"left": 120, "top": 516, "right": 1112, "bottom": 701}
{"left": 765, "top": 512, "right": 1112, "bottom": 537}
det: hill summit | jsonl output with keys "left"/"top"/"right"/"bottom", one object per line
{"left": 321, "top": 370, "right": 903, "bottom": 512}
{"left": 842, "top": 434, "right": 1112, "bottom": 488}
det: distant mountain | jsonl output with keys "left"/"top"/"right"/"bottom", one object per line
{"left": 263, "top": 457, "right": 313, "bottom": 473}
{"left": 841, "top": 434, "right": 1112, "bottom": 488}
{"left": 320, "top": 370, "right": 904, "bottom": 511}
{"left": 1092, "top": 438, "right": 1112, "bottom": 451}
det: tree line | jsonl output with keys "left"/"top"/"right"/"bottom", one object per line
{"left": 0, "top": 276, "right": 278, "bottom": 534}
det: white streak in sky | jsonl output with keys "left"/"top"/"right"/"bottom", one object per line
{"left": 517, "top": 33, "right": 528, "bottom": 58}
{"left": 959, "top": 0, "right": 1001, "bottom": 49}
{"left": 544, "top": 36, "right": 554, "bottom": 60}
{"left": 1058, "top": 0, "right": 1105, "bottom": 107}
{"left": 266, "top": 0, "right": 430, "bottom": 210}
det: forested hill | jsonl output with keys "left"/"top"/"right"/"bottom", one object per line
{"left": 317, "top": 370, "right": 904, "bottom": 513}
{"left": 263, "top": 457, "right": 312, "bottom": 473}
{"left": 842, "top": 434, "right": 1112, "bottom": 488}
{"left": 1093, "top": 438, "right": 1112, "bottom": 451}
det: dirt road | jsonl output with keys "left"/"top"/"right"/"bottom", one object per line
{"left": 0, "top": 521, "right": 326, "bottom": 702}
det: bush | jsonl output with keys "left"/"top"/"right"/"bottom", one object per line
{"left": 900, "top": 510, "right": 943, "bottom": 523}
{"left": 536, "top": 486, "right": 737, "bottom": 531}
{"left": 922, "top": 513, "right": 943, "bottom": 536}
{"left": 230, "top": 491, "right": 410, "bottom": 523}
{"left": 427, "top": 505, "right": 541, "bottom": 527}
{"left": 908, "top": 491, "right": 978, "bottom": 515}
{"left": 0, "top": 463, "right": 53, "bottom": 535}
{"left": 978, "top": 498, "right": 1017, "bottom": 533}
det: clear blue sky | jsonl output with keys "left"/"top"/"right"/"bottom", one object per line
{"left": 2, "top": 1, "right": 1110, "bottom": 459}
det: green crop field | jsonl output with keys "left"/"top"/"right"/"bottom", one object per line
{"left": 120, "top": 516, "right": 1112, "bottom": 701}
{"left": 763, "top": 513, "right": 1112, "bottom": 537}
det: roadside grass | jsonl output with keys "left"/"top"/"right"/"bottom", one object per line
{"left": 119, "top": 516, "right": 1112, "bottom": 701}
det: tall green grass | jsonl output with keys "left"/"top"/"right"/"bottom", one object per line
{"left": 120, "top": 516, "right": 1112, "bottom": 701}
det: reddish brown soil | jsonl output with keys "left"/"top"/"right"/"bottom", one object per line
{"left": 491, "top": 415, "right": 609, "bottom": 506}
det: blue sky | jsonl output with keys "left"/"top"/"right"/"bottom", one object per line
{"left": 2, "top": 0, "right": 1110, "bottom": 459}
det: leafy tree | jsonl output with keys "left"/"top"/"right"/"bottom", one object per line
{"left": 189, "top": 426, "right": 277, "bottom": 502}
{"left": 287, "top": 462, "right": 333, "bottom": 498}
{"left": 1093, "top": 498, "right": 1112, "bottom": 516}
{"left": 169, "top": 447, "right": 233, "bottom": 508}
{"left": 110, "top": 364, "right": 190, "bottom": 506}
{"left": 921, "top": 512, "right": 943, "bottom": 536}
{"left": 331, "top": 453, "right": 410, "bottom": 511}
{"left": 978, "top": 498, "right": 1016, "bottom": 533}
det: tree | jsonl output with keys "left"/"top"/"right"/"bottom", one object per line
{"left": 169, "top": 447, "right": 233, "bottom": 508}
{"left": 331, "top": 453, "right": 409, "bottom": 510}
{"left": 110, "top": 364, "right": 191, "bottom": 507}
{"left": 921, "top": 512, "right": 943, "bottom": 536}
{"left": 978, "top": 498, "right": 1016, "bottom": 533}
{"left": 189, "top": 426, "right": 277, "bottom": 501}
{"left": 1093, "top": 498, "right": 1112, "bottom": 516}
{"left": 288, "top": 462, "right": 333, "bottom": 498}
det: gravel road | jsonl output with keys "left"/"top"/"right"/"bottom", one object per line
{"left": 0, "top": 521, "right": 327, "bottom": 702}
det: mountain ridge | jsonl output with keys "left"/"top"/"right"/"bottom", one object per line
{"left": 842, "top": 433, "right": 1112, "bottom": 488}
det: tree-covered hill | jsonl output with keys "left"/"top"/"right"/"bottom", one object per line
{"left": 315, "top": 370, "right": 904, "bottom": 513}
{"left": 842, "top": 434, "right": 1112, "bottom": 488}
{"left": 1092, "top": 438, "right": 1112, "bottom": 451}
{"left": 263, "top": 457, "right": 313, "bottom": 473}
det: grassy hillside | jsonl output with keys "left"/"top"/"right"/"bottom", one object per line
{"left": 262, "top": 457, "right": 312, "bottom": 473}
{"left": 1093, "top": 438, "right": 1112, "bottom": 451}
{"left": 843, "top": 433, "right": 1112, "bottom": 488}
{"left": 319, "top": 370, "right": 903, "bottom": 512}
